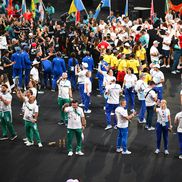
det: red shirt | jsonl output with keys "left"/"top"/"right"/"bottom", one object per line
{"left": 179, "top": 35, "right": 182, "bottom": 49}
{"left": 98, "top": 41, "right": 110, "bottom": 49}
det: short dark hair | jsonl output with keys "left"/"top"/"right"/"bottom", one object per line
{"left": 2, "top": 84, "right": 8, "bottom": 89}
{"left": 71, "top": 100, "right": 78, "bottom": 104}
{"left": 148, "top": 81, "right": 156, "bottom": 86}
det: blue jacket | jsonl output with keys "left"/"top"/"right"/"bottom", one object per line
{"left": 82, "top": 56, "right": 94, "bottom": 71}
{"left": 68, "top": 58, "right": 78, "bottom": 73}
{"left": 96, "top": 60, "right": 108, "bottom": 79}
{"left": 12, "top": 51, "right": 23, "bottom": 69}
{"left": 52, "top": 57, "right": 66, "bottom": 75}
{"left": 21, "top": 51, "right": 32, "bottom": 69}
{"left": 42, "top": 60, "right": 52, "bottom": 73}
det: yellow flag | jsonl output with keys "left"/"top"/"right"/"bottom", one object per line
{"left": 68, "top": 0, "right": 77, "bottom": 14}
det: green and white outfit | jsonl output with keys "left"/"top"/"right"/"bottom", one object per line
{"left": 57, "top": 80, "right": 71, "bottom": 124}
{"left": 0, "top": 92, "right": 16, "bottom": 137}
{"left": 65, "top": 106, "right": 84, "bottom": 152}
{"left": 23, "top": 100, "right": 41, "bottom": 144}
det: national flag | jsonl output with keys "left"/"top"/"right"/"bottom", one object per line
{"left": 102, "top": 0, "right": 111, "bottom": 8}
{"left": 124, "top": 0, "right": 128, "bottom": 16}
{"left": 6, "top": 0, "right": 14, "bottom": 16}
{"left": 169, "top": 1, "right": 182, "bottom": 15}
{"left": 68, "top": 0, "right": 86, "bottom": 14}
{"left": 75, "top": 11, "right": 80, "bottom": 24}
{"left": 150, "top": 0, "right": 154, "bottom": 24}
{"left": 21, "top": 0, "right": 27, "bottom": 15}
{"left": 31, "top": 0, "right": 35, "bottom": 11}
{"left": 93, "top": 1, "right": 103, "bottom": 19}
{"left": 165, "top": 0, "right": 170, "bottom": 13}
{"left": 39, "top": 0, "right": 44, "bottom": 21}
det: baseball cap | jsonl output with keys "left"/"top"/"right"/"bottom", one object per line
{"left": 153, "top": 40, "right": 160, "bottom": 44}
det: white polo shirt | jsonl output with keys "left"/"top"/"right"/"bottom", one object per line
{"left": 65, "top": 106, "right": 84, "bottom": 129}
{"left": 30, "top": 67, "right": 39, "bottom": 82}
{"left": 23, "top": 100, "right": 38, "bottom": 122}
{"left": 106, "top": 83, "right": 122, "bottom": 104}
{"left": 175, "top": 112, "right": 182, "bottom": 133}
{"left": 156, "top": 108, "right": 170, "bottom": 126}
{"left": 0, "top": 92, "right": 12, "bottom": 112}
{"left": 77, "top": 69, "right": 87, "bottom": 84}
{"left": 150, "top": 45, "right": 159, "bottom": 63}
{"left": 135, "top": 80, "right": 148, "bottom": 100}
{"left": 162, "top": 36, "right": 171, "bottom": 51}
{"left": 58, "top": 80, "right": 71, "bottom": 99}
{"left": 144, "top": 87, "right": 157, "bottom": 107}
{"left": 84, "top": 77, "right": 92, "bottom": 93}
{"left": 115, "top": 106, "right": 129, "bottom": 128}
{"left": 150, "top": 70, "right": 164, "bottom": 87}
{"left": 124, "top": 74, "right": 137, "bottom": 89}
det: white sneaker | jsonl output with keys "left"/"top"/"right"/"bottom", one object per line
{"left": 154, "top": 149, "right": 160, "bottom": 154}
{"left": 130, "top": 109, "right": 135, "bottom": 113}
{"left": 105, "top": 125, "right": 112, "bottom": 130}
{"left": 164, "top": 150, "right": 169, "bottom": 155}
{"left": 114, "top": 125, "right": 117, "bottom": 130}
{"left": 148, "top": 127, "right": 155, "bottom": 131}
{"left": 79, "top": 103, "right": 84, "bottom": 107}
{"left": 38, "top": 143, "right": 43, "bottom": 148}
{"left": 179, "top": 155, "right": 182, "bottom": 159}
{"left": 84, "top": 110, "right": 91, "bottom": 114}
{"left": 26, "top": 141, "right": 34, "bottom": 146}
{"left": 161, "top": 64, "right": 166, "bottom": 68}
{"left": 166, "top": 65, "right": 170, "bottom": 68}
{"left": 68, "top": 151, "right": 73, "bottom": 156}
{"left": 176, "top": 70, "right": 180, "bottom": 73}
{"left": 142, "top": 119, "right": 146, "bottom": 123}
{"left": 171, "top": 71, "right": 176, "bottom": 74}
{"left": 116, "top": 148, "right": 123, "bottom": 153}
{"left": 103, "top": 106, "right": 106, "bottom": 110}
{"left": 97, "top": 94, "right": 102, "bottom": 97}
{"left": 122, "top": 150, "right": 131, "bottom": 155}
{"left": 111, "top": 112, "right": 115, "bottom": 116}
{"left": 75, "top": 151, "right": 84, "bottom": 156}
{"left": 23, "top": 138, "right": 28, "bottom": 141}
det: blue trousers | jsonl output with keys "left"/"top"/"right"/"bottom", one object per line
{"left": 156, "top": 122, "right": 169, "bottom": 150}
{"left": 139, "top": 100, "right": 146, "bottom": 121}
{"left": 52, "top": 73, "right": 61, "bottom": 90}
{"left": 98, "top": 77, "right": 104, "bottom": 95}
{"left": 44, "top": 71, "right": 52, "bottom": 88}
{"left": 69, "top": 74, "right": 77, "bottom": 90}
{"left": 13, "top": 68, "right": 22, "bottom": 87}
{"left": 79, "top": 84, "right": 84, "bottom": 104}
{"left": 106, "top": 103, "right": 119, "bottom": 126}
{"left": 178, "top": 132, "right": 182, "bottom": 155}
{"left": 25, "top": 69, "right": 31, "bottom": 87}
{"left": 172, "top": 49, "right": 181, "bottom": 71}
{"left": 146, "top": 105, "right": 154, "bottom": 127}
{"left": 124, "top": 88, "right": 135, "bottom": 110}
{"left": 84, "top": 93, "right": 90, "bottom": 111}
{"left": 154, "top": 87, "right": 163, "bottom": 101}
{"left": 116, "top": 127, "right": 128, "bottom": 152}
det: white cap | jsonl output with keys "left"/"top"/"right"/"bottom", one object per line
{"left": 153, "top": 40, "right": 160, "bottom": 44}
{"left": 66, "top": 180, "right": 79, "bottom": 182}
{"left": 82, "top": 62, "right": 88, "bottom": 68}
{"left": 124, "top": 42, "right": 130, "bottom": 47}
{"left": 29, "top": 32, "right": 33, "bottom": 36}
{"left": 32, "top": 60, "right": 40, "bottom": 66}
{"left": 153, "top": 64, "right": 160, "bottom": 69}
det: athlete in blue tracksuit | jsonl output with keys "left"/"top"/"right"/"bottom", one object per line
{"left": 21, "top": 46, "right": 32, "bottom": 87}
{"left": 52, "top": 52, "right": 66, "bottom": 91}
{"left": 68, "top": 52, "right": 79, "bottom": 90}
{"left": 42, "top": 59, "right": 52, "bottom": 88}
{"left": 12, "top": 47, "right": 24, "bottom": 88}
{"left": 82, "top": 51, "right": 94, "bottom": 72}
{"left": 96, "top": 56, "right": 109, "bottom": 95}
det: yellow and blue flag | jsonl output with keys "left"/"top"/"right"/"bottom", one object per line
{"left": 93, "top": 1, "right": 103, "bottom": 19}
{"left": 124, "top": 0, "right": 128, "bottom": 16}
{"left": 102, "top": 0, "right": 111, "bottom": 8}
{"left": 68, "top": 0, "right": 86, "bottom": 14}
